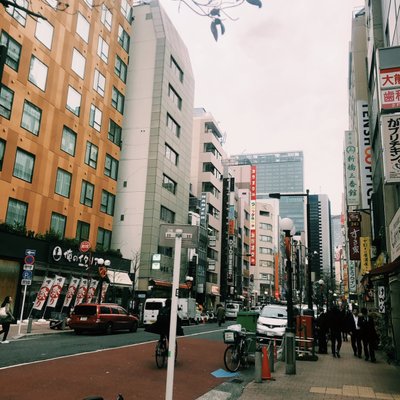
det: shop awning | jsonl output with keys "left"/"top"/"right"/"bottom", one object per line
{"left": 369, "top": 259, "right": 400, "bottom": 276}
{"left": 107, "top": 270, "right": 132, "bottom": 287}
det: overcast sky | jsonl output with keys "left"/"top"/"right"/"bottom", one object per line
{"left": 161, "top": 0, "right": 363, "bottom": 215}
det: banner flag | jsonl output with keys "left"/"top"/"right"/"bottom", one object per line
{"left": 47, "top": 275, "right": 66, "bottom": 308}
{"left": 74, "top": 278, "right": 89, "bottom": 306}
{"left": 33, "top": 277, "right": 54, "bottom": 310}
{"left": 86, "top": 279, "right": 99, "bottom": 303}
{"left": 62, "top": 277, "right": 80, "bottom": 308}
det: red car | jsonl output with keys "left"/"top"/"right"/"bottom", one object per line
{"left": 69, "top": 303, "right": 139, "bottom": 335}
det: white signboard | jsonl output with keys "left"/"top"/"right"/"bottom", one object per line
{"left": 378, "top": 286, "right": 386, "bottom": 314}
{"left": 382, "top": 114, "right": 400, "bottom": 183}
{"left": 389, "top": 207, "right": 400, "bottom": 261}
{"left": 379, "top": 68, "right": 400, "bottom": 110}
{"left": 344, "top": 130, "right": 360, "bottom": 206}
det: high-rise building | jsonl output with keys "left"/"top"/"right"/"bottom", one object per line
{"left": 111, "top": 1, "right": 195, "bottom": 293}
{"left": 228, "top": 151, "right": 305, "bottom": 233}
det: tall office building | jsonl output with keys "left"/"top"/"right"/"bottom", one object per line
{"left": 228, "top": 152, "right": 305, "bottom": 233}
{"left": 111, "top": 1, "right": 195, "bottom": 293}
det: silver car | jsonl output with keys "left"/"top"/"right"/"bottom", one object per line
{"left": 257, "top": 305, "right": 287, "bottom": 338}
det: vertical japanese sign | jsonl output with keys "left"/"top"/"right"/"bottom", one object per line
{"left": 379, "top": 67, "right": 400, "bottom": 110}
{"left": 389, "top": 207, "right": 400, "bottom": 261}
{"left": 342, "top": 263, "right": 349, "bottom": 297}
{"left": 199, "top": 192, "right": 207, "bottom": 227}
{"left": 227, "top": 236, "right": 234, "bottom": 285}
{"left": 250, "top": 165, "right": 257, "bottom": 266}
{"left": 74, "top": 278, "right": 89, "bottom": 306}
{"left": 357, "top": 101, "right": 373, "bottom": 208}
{"left": 360, "top": 237, "right": 372, "bottom": 275}
{"left": 381, "top": 114, "right": 400, "bottom": 183}
{"left": 33, "top": 277, "right": 54, "bottom": 310}
{"left": 347, "top": 212, "right": 361, "bottom": 260}
{"left": 348, "top": 260, "right": 357, "bottom": 293}
{"left": 344, "top": 131, "right": 360, "bottom": 206}
{"left": 62, "top": 277, "right": 80, "bottom": 308}
{"left": 378, "top": 286, "right": 386, "bottom": 313}
{"left": 86, "top": 279, "right": 99, "bottom": 303}
{"left": 47, "top": 275, "right": 66, "bottom": 308}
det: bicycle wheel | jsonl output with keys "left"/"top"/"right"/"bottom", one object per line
{"left": 241, "top": 340, "right": 249, "bottom": 368}
{"left": 155, "top": 339, "right": 167, "bottom": 369}
{"left": 224, "top": 344, "right": 241, "bottom": 372}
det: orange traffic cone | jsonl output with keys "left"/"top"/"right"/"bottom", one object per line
{"left": 262, "top": 346, "right": 274, "bottom": 380}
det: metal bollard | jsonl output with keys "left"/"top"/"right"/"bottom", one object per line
{"left": 27, "top": 316, "right": 33, "bottom": 333}
{"left": 254, "top": 348, "right": 262, "bottom": 383}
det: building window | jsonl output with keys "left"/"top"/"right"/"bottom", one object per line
{"left": 76, "top": 220, "right": 90, "bottom": 241}
{"left": 259, "top": 222, "right": 272, "bottom": 230}
{"left": 21, "top": 100, "right": 42, "bottom": 136}
{"left": 93, "top": 69, "right": 106, "bottom": 96}
{"left": 83, "top": 0, "right": 92, "bottom": 8}
{"left": 76, "top": 13, "right": 90, "bottom": 43}
{"left": 118, "top": 25, "right": 130, "bottom": 52}
{"left": 50, "top": 212, "right": 66, "bottom": 239}
{"left": 160, "top": 205, "right": 175, "bottom": 223}
{"left": 85, "top": 141, "right": 98, "bottom": 169}
{"left": 0, "top": 31, "right": 22, "bottom": 71}
{"left": 162, "top": 174, "right": 177, "bottom": 194}
{"left": 166, "top": 113, "right": 180, "bottom": 137}
{"left": 120, "top": 0, "right": 131, "bottom": 21}
{"left": 55, "top": 168, "right": 72, "bottom": 198}
{"left": 108, "top": 119, "right": 121, "bottom": 147}
{"left": 165, "top": 143, "right": 178, "bottom": 166}
{"left": 259, "top": 247, "right": 273, "bottom": 255}
{"left": 111, "top": 87, "right": 124, "bottom": 114}
{"left": 115, "top": 55, "right": 127, "bottom": 83}
{"left": 80, "top": 180, "right": 94, "bottom": 207}
{"left": 97, "top": 227, "right": 112, "bottom": 251}
{"left": 13, "top": 148, "right": 35, "bottom": 183}
{"left": 28, "top": 56, "right": 48, "bottom": 91}
{"left": 0, "top": 84, "right": 14, "bottom": 119}
{"left": 89, "top": 104, "right": 102, "bottom": 132}
{"left": 101, "top": 4, "right": 113, "bottom": 31}
{"left": 168, "top": 84, "right": 182, "bottom": 110}
{"left": 202, "top": 182, "right": 220, "bottom": 199}
{"left": 71, "top": 48, "right": 86, "bottom": 79}
{"left": 100, "top": 190, "right": 115, "bottom": 215}
{"left": 0, "top": 139, "right": 5, "bottom": 170}
{"left": 97, "top": 36, "right": 109, "bottom": 63}
{"left": 61, "top": 126, "right": 77, "bottom": 156}
{"left": 104, "top": 154, "right": 118, "bottom": 180}
{"left": 170, "top": 56, "right": 184, "bottom": 82}
{"left": 35, "top": 18, "right": 54, "bottom": 49}
{"left": 260, "top": 235, "right": 273, "bottom": 242}
{"left": 66, "top": 86, "right": 81, "bottom": 116}
{"left": 6, "top": 198, "right": 28, "bottom": 227}
{"left": 6, "top": 0, "right": 27, "bottom": 26}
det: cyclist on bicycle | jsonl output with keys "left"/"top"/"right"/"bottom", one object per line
{"left": 156, "top": 298, "right": 184, "bottom": 341}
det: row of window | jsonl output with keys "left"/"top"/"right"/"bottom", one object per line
{"left": 5, "top": 197, "right": 112, "bottom": 249}
{"left": 0, "top": 141, "right": 118, "bottom": 190}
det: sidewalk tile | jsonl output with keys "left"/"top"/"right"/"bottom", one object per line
{"left": 310, "top": 387, "right": 326, "bottom": 394}
{"left": 358, "top": 386, "right": 376, "bottom": 398}
{"left": 326, "top": 387, "right": 343, "bottom": 395}
{"left": 375, "top": 394, "right": 394, "bottom": 400}
{"left": 343, "top": 385, "right": 359, "bottom": 396}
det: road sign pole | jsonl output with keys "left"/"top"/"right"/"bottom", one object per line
{"left": 18, "top": 284, "right": 27, "bottom": 336}
{"left": 165, "top": 229, "right": 182, "bottom": 400}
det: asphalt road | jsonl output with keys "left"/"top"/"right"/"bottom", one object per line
{"left": 0, "top": 324, "right": 240, "bottom": 400}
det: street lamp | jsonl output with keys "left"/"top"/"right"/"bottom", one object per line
{"left": 280, "top": 217, "right": 296, "bottom": 375}
{"left": 269, "top": 190, "right": 313, "bottom": 310}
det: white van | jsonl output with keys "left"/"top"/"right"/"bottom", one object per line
{"left": 225, "top": 303, "right": 241, "bottom": 319}
{"left": 143, "top": 298, "right": 167, "bottom": 326}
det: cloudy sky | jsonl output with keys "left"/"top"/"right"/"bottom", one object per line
{"left": 161, "top": 0, "right": 363, "bottom": 214}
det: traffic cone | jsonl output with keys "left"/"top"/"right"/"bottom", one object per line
{"left": 262, "top": 346, "right": 274, "bottom": 380}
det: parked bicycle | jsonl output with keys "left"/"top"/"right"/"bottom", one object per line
{"left": 155, "top": 333, "right": 178, "bottom": 369}
{"left": 223, "top": 327, "right": 252, "bottom": 372}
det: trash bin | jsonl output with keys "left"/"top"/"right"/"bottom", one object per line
{"left": 237, "top": 311, "right": 259, "bottom": 352}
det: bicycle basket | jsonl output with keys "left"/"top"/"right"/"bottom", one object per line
{"left": 223, "top": 330, "right": 239, "bottom": 344}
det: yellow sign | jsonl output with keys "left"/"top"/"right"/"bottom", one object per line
{"left": 360, "top": 236, "right": 372, "bottom": 275}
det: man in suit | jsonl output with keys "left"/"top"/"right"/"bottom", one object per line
{"left": 359, "top": 307, "right": 378, "bottom": 363}
{"left": 347, "top": 306, "right": 363, "bottom": 358}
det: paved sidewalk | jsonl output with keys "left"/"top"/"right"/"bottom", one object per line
{"left": 236, "top": 340, "right": 400, "bottom": 400}
{"left": 8, "top": 319, "right": 70, "bottom": 339}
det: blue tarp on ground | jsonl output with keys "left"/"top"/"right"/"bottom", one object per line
{"left": 211, "top": 369, "right": 239, "bottom": 378}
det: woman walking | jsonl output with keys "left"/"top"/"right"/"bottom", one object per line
{"left": 0, "top": 296, "right": 15, "bottom": 344}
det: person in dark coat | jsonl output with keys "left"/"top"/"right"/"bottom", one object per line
{"left": 327, "top": 304, "right": 343, "bottom": 358}
{"left": 216, "top": 304, "right": 226, "bottom": 327}
{"left": 359, "top": 307, "right": 378, "bottom": 363}
{"left": 347, "top": 307, "right": 363, "bottom": 358}
{"left": 316, "top": 308, "right": 328, "bottom": 354}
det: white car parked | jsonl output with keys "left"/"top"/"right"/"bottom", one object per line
{"left": 257, "top": 304, "right": 287, "bottom": 338}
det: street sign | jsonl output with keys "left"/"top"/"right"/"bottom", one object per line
{"left": 159, "top": 224, "right": 199, "bottom": 248}
{"left": 23, "top": 264, "right": 34, "bottom": 270}
{"left": 24, "top": 255, "right": 35, "bottom": 265}
{"left": 25, "top": 249, "right": 36, "bottom": 256}
{"left": 22, "top": 270, "right": 33, "bottom": 280}
{"left": 79, "top": 240, "right": 91, "bottom": 253}
{"left": 21, "top": 279, "right": 32, "bottom": 286}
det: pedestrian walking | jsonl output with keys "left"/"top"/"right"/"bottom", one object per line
{"left": 341, "top": 304, "right": 350, "bottom": 342}
{"left": 359, "top": 307, "right": 378, "bottom": 363}
{"left": 327, "top": 304, "right": 343, "bottom": 358}
{"left": 316, "top": 307, "right": 328, "bottom": 354}
{"left": 347, "top": 306, "right": 363, "bottom": 358}
{"left": 216, "top": 304, "right": 226, "bottom": 327}
{"left": 0, "top": 296, "right": 15, "bottom": 344}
